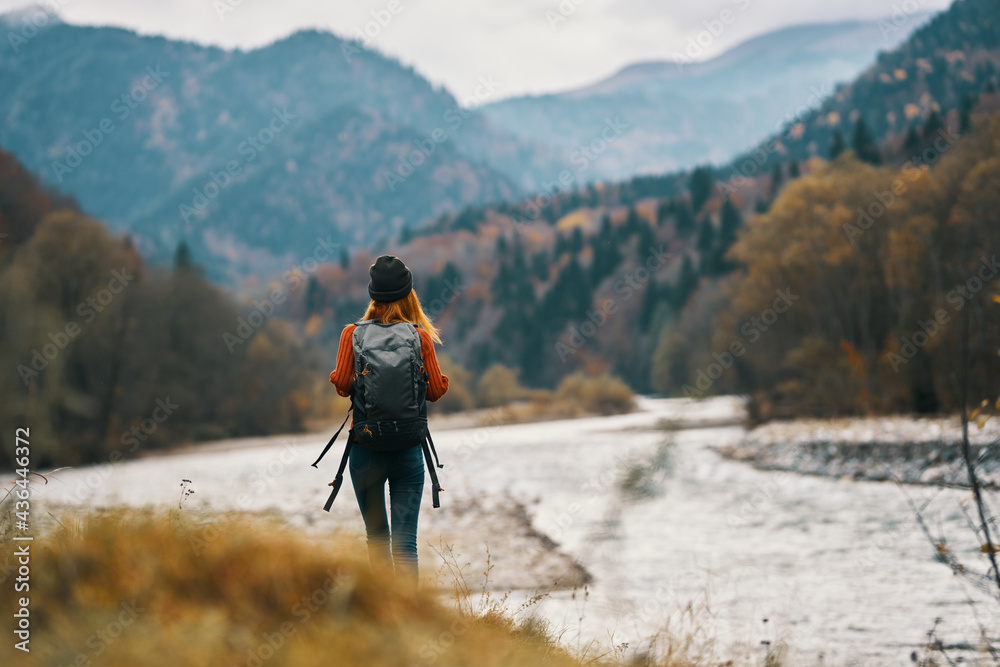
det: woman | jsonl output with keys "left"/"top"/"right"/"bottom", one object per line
{"left": 329, "top": 255, "right": 449, "bottom": 585}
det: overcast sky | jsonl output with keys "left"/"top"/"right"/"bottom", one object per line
{"left": 2, "top": 0, "right": 952, "bottom": 101}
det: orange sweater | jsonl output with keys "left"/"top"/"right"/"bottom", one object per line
{"left": 329, "top": 323, "right": 449, "bottom": 402}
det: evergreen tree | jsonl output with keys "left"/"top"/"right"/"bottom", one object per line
{"left": 515, "top": 274, "right": 535, "bottom": 318}
{"left": 554, "top": 232, "right": 569, "bottom": 257}
{"left": 903, "top": 126, "right": 921, "bottom": 154}
{"left": 564, "top": 256, "right": 590, "bottom": 319}
{"left": 599, "top": 214, "right": 613, "bottom": 239}
{"left": 672, "top": 255, "right": 698, "bottom": 311}
{"left": 788, "top": 160, "right": 800, "bottom": 179}
{"left": 851, "top": 117, "right": 882, "bottom": 165}
{"left": 959, "top": 93, "right": 975, "bottom": 134}
{"left": 305, "top": 275, "right": 325, "bottom": 315}
{"left": 921, "top": 110, "right": 943, "bottom": 141}
{"left": 637, "top": 221, "right": 657, "bottom": 259}
{"left": 499, "top": 257, "right": 536, "bottom": 333}
{"left": 531, "top": 250, "right": 549, "bottom": 282}
{"left": 829, "top": 129, "right": 847, "bottom": 160}
{"left": 656, "top": 199, "right": 673, "bottom": 226}
{"left": 640, "top": 279, "right": 659, "bottom": 330}
{"left": 518, "top": 326, "right": 548, "bottom": 387}
{"left": 173, "top": 241, "right": 193, "bottom": 271}
{"left": 696, "top": 218, "right": 715, "bottom": 255}
{"left": 339, "top": 247, "right": 350, "bottom": 269}
{"left": 544, "top": 255, "right": 590, "bottom": 326}
{"left": 441, "top": 261, "right": 462, "bottom": 291}
{"left": 511, "top": 235, "right": 527, "bottom": 274}
{"left": 674, "top": 202, "right": 696, "bottom": 239}
{"left": 570, "top": 226, "right": 584, "bottom": 255}
{"left": 496, "top": 234, "right": 509, "bottom": 258}
{"left": 770, "top": 164, "right": 783, "bottom": 196}
{"left": 491, "top": 263, "right": 513, "bottom": 304}
{"left": 452, "top": 207, "right": 479, "bottom": 232}
{"left": 590, "top": 218, "right": 622, "bottom": 285}
{"left": 625, "top": 207, "right": 643, "bottom": 236}
{"left": 708, "top": 200, "right": 743, "bottom": 275}
{"left": 689, "top": 166, "right": 714, "bottom": 212}
{"left": 542, "top": 206, "right": 559, "bottom": 225}
{"left": 719, "top": 200, "right": 742, "bottom": 249}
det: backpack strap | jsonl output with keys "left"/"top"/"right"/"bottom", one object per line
{"left": 421, "top": 428, "right": 444, "bottom": 509}
{"left": 310, "top": 406, "right": 352, "bottom": 467}
{"left": 426, "top": 429, "right": 444, "bottom": 470}
{"left": 421, "top": 439, "right": 442, "bottom": 509}
{"left": 322, "top": 431, "right": 354, "bottom": 512}
{"left": 312, "top": 406, "right": 353, "bottom": 512}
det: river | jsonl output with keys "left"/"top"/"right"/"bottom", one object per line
{"left": 30, "top": 396, "right": 998, "bottom": 666}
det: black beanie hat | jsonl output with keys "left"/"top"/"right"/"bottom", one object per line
{"left": 368, "top": 255, "right": 413, "bottom": 303}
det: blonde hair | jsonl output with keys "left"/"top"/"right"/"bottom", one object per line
{"left": 362, "top": 290, "right": 442, "bottom": 344}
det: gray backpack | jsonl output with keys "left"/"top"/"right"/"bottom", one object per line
{"left": 313, "top": 320, "right": 443, "bottom": 511}
{"left": 351, "top": 320, "right": 427, "bottom": 441}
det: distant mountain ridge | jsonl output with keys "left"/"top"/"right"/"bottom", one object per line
{"left": 1, "top": 6, "right": 977, "bottom": 287}
{"left": 574, "top": 18, "right": 934, "bottom": 98}
{"left": 481, "top": 17, "right": 933, "bottom": 181}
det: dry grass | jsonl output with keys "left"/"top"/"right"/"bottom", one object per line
{"left": 474, "top": 373, "right": 638, "bottom": 426}
{"left": 0, "top": 506, "right": 760, "bottom": 667}
{"left": 0, "top": 507, "right": 584, "bottom": 667}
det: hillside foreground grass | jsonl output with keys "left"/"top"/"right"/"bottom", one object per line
{"left": 0, "top": 505, "right": 766, "bottom": 667}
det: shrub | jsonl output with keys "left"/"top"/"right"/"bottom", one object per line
{"left": 555, "top": 372, "right": 637, "bottom": 415}
{"left": 475, "top": 364, "right": 532, "bottom": 408}
{"left": 433, "top": 354, "right": 476, "bottom": 413}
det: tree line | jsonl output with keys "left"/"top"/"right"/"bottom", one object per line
{"left": 0, "top": 149, "right": 327, "bottom": 469}
{"left": 653, "top": 112, "right": 1000, "bottom": 419}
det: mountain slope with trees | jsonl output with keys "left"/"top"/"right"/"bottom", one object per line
{"left": 0, "top": 18, "right": 558, "bottom": 282}
{"left": 0, "top": 148, "right": 330, "bottom": 469}
{"left": 293, "top": 0, "right": 1000, "bottom": 420}
{"left": 704, "top": 110, "right": 1000, "bottom": 420}
{"left": 721, "top": 0, "right": 1000, "bottom": 181}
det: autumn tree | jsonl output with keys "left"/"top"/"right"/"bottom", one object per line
{"left": 705, "top": 112, "right": 1000, "bottom": 419}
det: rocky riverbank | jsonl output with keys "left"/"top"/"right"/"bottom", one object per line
{"left": 715, "top": 414, "right": 1000, "bottom": 488}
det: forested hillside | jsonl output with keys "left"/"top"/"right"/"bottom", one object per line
{"left": 723, "top": 0, "right": 1000, "bottom": 179}
{"left": 4, "top": 0, "right": 998, "bottom": 437}
{"left": 287, "top": 0, "right": 1000, "bottom": 419}
{"left": 692, "top": 111, "right": 1000, "bottom": 419}
{"left": 0, "top": 149, "right": 332, "bottom": 469}
{"left": 0, "top": 20, "right": 559, "bottom": 281}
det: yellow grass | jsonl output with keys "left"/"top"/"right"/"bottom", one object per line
{"left": 0, "top": 507, "right": 772, "bottom": 667}
{"left": 0, "top": 508, "right": 589, "bottom": 667}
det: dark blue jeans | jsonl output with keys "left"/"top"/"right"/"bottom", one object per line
{"left": 349, "top": 443, "right": 425, "bottom": 584}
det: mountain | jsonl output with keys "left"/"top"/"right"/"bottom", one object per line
{"left": 0, "top": 19, "right": 557, "bottom": 281}
{"left": 723, "top": 0, "right": 1000, "bottom": 174}
{"left": 294, "top": 0, "right": 1000, "bottom": 397}
{"left": 480, "top": 17, "right": 932, "bottom": 181}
